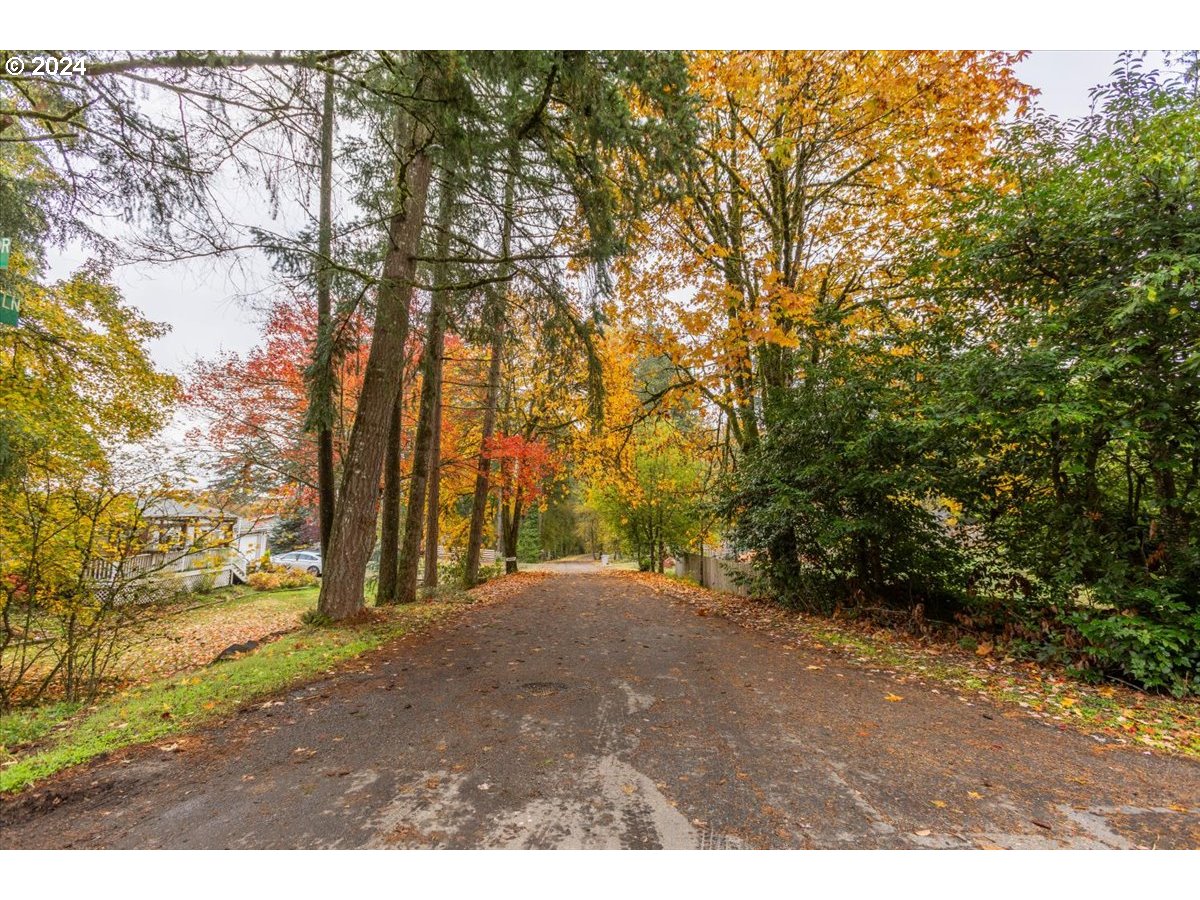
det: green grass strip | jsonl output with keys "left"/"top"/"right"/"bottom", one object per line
{"left": 0, "top": 601, "right": 458, "bottom": 794}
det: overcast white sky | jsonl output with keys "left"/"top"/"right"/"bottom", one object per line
{"left": 44, "top": 50, "right": 1165, "bottom": 378}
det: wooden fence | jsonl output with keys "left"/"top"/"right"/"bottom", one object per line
{"left": 674, "top": 553, "right": 754, "bottom": 596}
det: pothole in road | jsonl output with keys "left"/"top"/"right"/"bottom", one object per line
{"left": 521, "top": 681, "right": 568, "bottom": 696}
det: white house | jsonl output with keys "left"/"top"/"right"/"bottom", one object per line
{"left": 236, "top": 513, "right": 281, "bottom": 562}
{"left": 87, "top": 499, "right": 250, "bottom": 592}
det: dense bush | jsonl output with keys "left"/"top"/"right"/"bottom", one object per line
{"left": 722, "top": 62, "right": 1200, "bottom": 695}
{"left": 247, "top": 562, "right": 317, "bottom": 592}
{"left": 721, "top": 364, "right": 963, "bottom": 617}
{"left": 434, "top": 554, "right": 501, "bottom": 590}
{"left": 922, "top": 64, "right": 1200, "bottom": 694}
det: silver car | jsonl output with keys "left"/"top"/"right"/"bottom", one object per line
{"left": 273, "top": 550, "right": 323, "bottom": 576}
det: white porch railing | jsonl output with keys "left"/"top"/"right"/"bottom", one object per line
{"left": 86, "top": 545, "right": 248, "bottom": 587}
{"left": 230, "top": 549, "right": 248, "bottom": 584}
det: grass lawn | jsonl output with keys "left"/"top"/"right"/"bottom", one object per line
{"left": 119, "top": 584, "right": 322, "bottom": 681}
{"left": 0, "top": 588, "right": 468, "bottom": 794}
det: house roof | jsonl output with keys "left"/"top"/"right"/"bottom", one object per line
{"left": 238, "top": 513, "right": 282, "bottom": 535}
{"left": 144, "top": 499, "right": 237, "bottom": 521}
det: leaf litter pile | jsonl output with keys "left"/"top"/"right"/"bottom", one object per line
{"left": 611, "top": 571, "right": 1200, "bottom": 761}
{"left": 119, "top": 573, "right": 548, "bottom": 689}
{"left": 468, "top": 571, "right": 550, "bottom": 605}
{"left": 119, "top": 589, "right": 317, "bottom": 683}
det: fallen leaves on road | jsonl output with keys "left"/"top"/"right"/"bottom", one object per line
{"left": 616, "top": 571, "right": 1200, "bottom": 762}
{"left": 884, "top": 693, "right": 904, "bottom": 702}
{"left": 468, "top": 572, "right": 551, "bottom": 606}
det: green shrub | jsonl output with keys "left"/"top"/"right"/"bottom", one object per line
{"left": 721, "top": 372, "right": 964, "bottom": 616}
{"left": 476, "top": 561, "right": 503, "bottom": 583}
{"left": 1070, "top": 589, "right": 1200, "bottom": 697}
{"left": 247, "top": 563, "right": 316, "bottom": 592}
{"left": 435, "top": 554, "right": 502, "bottom": 588}
{"left": 299, "top": 608, "right": 331, "bottom": 627}
{"left": 247, "top": 572, "right": 283, "bottom": 591}
{"left": 192, "top": 570, "right": 217, "bottom": 594}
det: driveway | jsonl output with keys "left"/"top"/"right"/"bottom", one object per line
{"left": 1, "top": 573, "right": 1197, "bottom": 848}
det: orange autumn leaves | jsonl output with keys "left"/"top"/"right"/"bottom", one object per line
{"left": 617, "top": 51, "right": 1033, "bottom": 449}
{"left": 187, "top": 298, "right": 466, "bottom": 523}
{"left": 485, "top": 433, "right": 558, "bottom": 506}
{"left": 185, "top": 294, "right": 370, "bottom": 504}
{"left": 187, "top": 51, "right": 1036, "bottom": 549}
{"left": 187, "top": 290, "right": 573, "bottom": 551}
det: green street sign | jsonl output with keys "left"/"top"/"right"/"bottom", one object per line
{"left": 0, "top": 290, "right": 18, "bottom": 327}
{"left": 0, "top": 238, "right": 10, "bottom": 269}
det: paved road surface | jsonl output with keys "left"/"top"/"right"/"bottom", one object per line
{"left": 525, "top": 555, "right": 609, "bottom": 574}
{"left": 2, "top": 573, "right": 1197, "bottom": 848}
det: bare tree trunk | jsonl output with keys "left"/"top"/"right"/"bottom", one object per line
{"left": 503, "top": 492, "right": 524, "bottom": 574}
{"left": 317, "top": 107, "right": 433, "bottom": 622}
{"left": 314, "top": 69, "right": 336, "bottom": 557}
{"left": 393, "top": 178, "right": 456, "bottom": 605}
{"left": 494, "top": 485, "right": 506, "bottom": 568}
{"left": 465, "top": 158, "right": 517, "bottom": 586}
{"left": 375, "top": 389, "right": 404, "bottom": 603}
{"left": 423, "top": 362, "right": 444, "bottom": 589}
